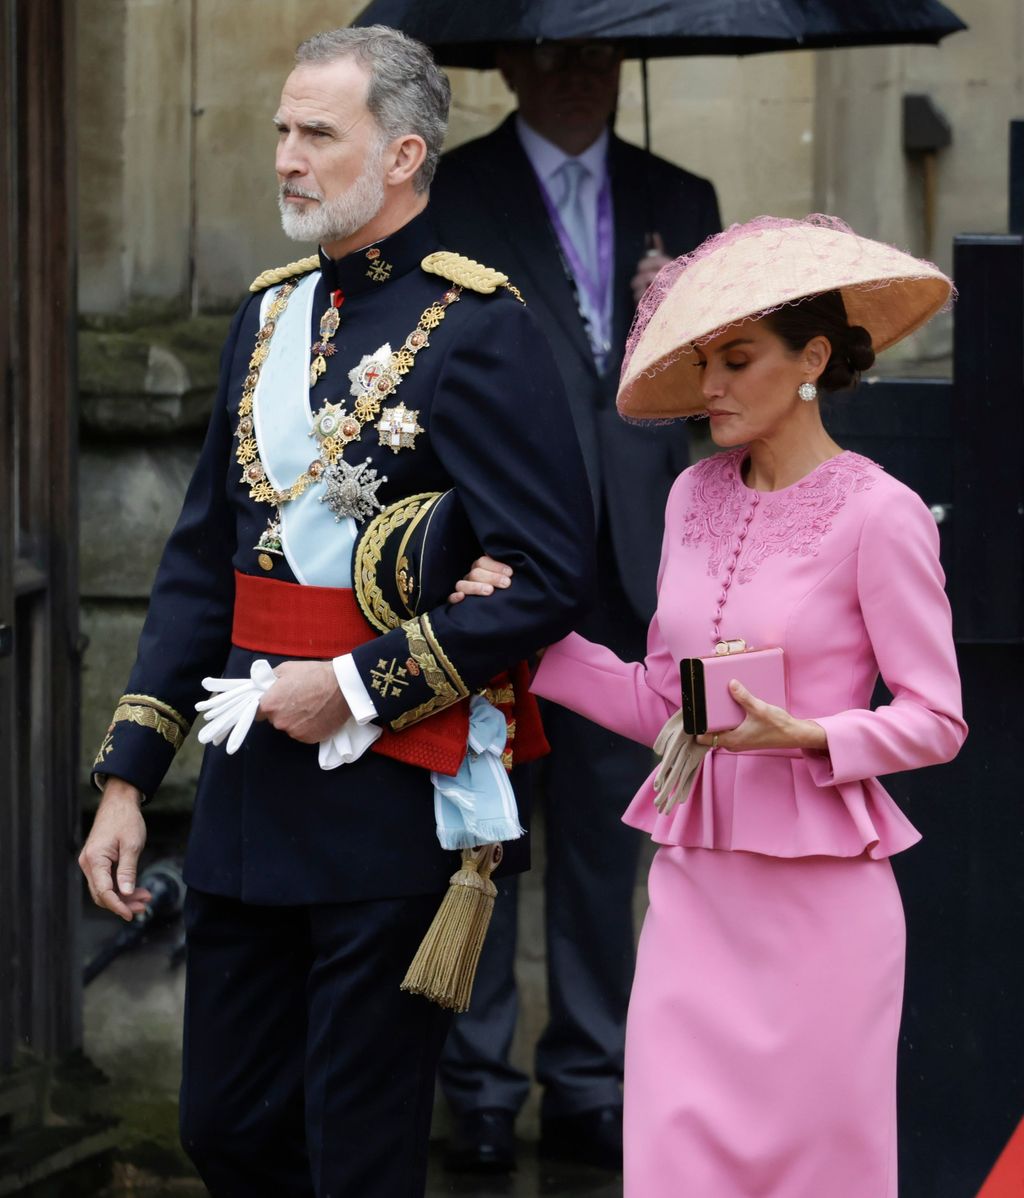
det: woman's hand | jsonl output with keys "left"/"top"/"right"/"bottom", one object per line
{"left": 449, "top": 555, "right": 513, "bottom": 604}
{"left": 696, "top": 680, "right": 828, "bottom": 753}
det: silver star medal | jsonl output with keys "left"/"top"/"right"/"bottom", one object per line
{"left": 319, "top": 457, "right": 387, "bottom": 524}
{"left": 349, "top": 343, "right": 395, "bottom": 399}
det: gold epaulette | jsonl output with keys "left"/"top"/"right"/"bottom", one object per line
{"left": 248, "top": 254, "right": 320, "bottom": 293}
{"left": 421, "top": 251, "right": 524, "bottom": 302}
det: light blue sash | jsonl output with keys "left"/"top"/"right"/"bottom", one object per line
{"left": 430, "top": 696, "right": 525, "bottom": 849}
{"left": 252, "top": 283, "right": 522, "bottom": 847}
{"left": 254, "top": 275, "right": 355, "bottom": 587}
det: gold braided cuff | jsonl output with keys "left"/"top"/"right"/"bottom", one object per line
{"left": 110, "top": 704, "right": 186, "bottom": 752}
{"left": 391, "top": 616, "right": 469, "bottom": 730}
{"left": 420, "top": 614, "right": 467, "bottom": 698}
{"left": 93, "top": 694, "right": 190, "bottom": 762}
{"left": 119, "top": 693, "right": 191, "bottom": 735}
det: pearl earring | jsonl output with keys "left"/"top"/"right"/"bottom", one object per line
{"left": 798, "top": 381, "right": 817, "bottom": 402}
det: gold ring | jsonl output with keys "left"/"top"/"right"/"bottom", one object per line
{"left": 711, "top": 733, "right": 719, "bottom": 749}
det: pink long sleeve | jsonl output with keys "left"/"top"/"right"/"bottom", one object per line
{"left": 532, "top": 500, "right": 680, "bottom": 747}
{"left": 807, "top": 488, "right": 967, "bottom": 787}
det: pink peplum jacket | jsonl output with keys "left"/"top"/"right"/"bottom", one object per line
{"left": 532, "top": 448, "right": 968, "bottom": 860}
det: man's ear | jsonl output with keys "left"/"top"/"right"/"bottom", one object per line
{"left": 385, "top": 134, "right": 427, "bottom": 187}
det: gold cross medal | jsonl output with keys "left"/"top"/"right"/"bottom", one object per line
{"left": 376, "top": 403, "right": 424, "bottom": 454}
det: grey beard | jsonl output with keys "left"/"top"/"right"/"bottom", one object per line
{"left": 278, "top": 147, "right": 387, "bottom": 245}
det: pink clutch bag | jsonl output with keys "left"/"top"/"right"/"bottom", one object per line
{"left": 679, "top": 639, "right": 786, "bottom": 735}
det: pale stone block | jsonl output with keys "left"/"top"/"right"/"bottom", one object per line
{"left": 79, "top": 444, "right": 200, "bottom": 598}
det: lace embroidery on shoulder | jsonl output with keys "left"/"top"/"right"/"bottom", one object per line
{"left": 681, "top": 449, "right": 879, "bottom": 582}
{"left": 680, "top": 450, "right": 749, "bottom": 576}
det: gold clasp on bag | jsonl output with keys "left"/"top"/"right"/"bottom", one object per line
{"left": 714, "top": 638, "right": 747, "bottom": 656}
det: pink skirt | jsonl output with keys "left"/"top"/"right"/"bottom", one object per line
{"left": 625, "top": 846, "right": 905, "bottom": 1197}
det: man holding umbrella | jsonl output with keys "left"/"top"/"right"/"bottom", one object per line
{"left": 429, "top": 35, "right": 720, "bottom": 1175}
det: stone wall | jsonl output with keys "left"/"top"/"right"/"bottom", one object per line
{"left": 77, "top": 0, "right": 1024, "bottom": 316}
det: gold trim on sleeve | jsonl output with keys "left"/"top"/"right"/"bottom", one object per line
{"left": 421, "top": 613, "right": 468, "bottom": 698}
{"left": 119, "top": 693, "right": 191, "bottom": 734}
{"left": 107, "top": 703, "right": 186, "bottom": 753}
{"left": 389, "top": 616, "right": 467, "bottom": 730}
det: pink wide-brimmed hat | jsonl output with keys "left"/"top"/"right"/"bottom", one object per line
{"left": 618, "top": 214, "right": 954, "bottom": 421}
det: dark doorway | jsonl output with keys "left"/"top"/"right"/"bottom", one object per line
{"left": 0, "top": 0, "right": 83, "bottom": 1158}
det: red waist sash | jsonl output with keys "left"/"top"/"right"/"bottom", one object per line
{"left": 231, "top": 571, "right": 548, "bottom": 777}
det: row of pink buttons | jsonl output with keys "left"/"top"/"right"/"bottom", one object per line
{"left": 710, "top": 490, "right": 760, "bottom": 647}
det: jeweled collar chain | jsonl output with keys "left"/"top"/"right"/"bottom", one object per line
{"left": 234, "top": 275, "right": 462, "bottom": 553}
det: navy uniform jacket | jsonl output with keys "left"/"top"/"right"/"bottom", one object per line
{"left": 92, "top": 209, "right": 595, "bottom": 904}
{"left": 432, "top": 117, "right": 721, "bottom": 622}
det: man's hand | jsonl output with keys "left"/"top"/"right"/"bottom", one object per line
{"left": 630, "top": 232, "right": 671, "bottom": 306}
{"left": 257, "top": 660, "right": 351, "bottom": 743}
{"left": 78, "top": 779, "right": 151, "bottom": 922}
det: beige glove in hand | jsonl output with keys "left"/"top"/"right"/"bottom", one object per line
{"left": 652, "top": 710, "right": 709, "bottom": 815}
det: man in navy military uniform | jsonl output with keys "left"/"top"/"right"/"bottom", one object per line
{"left": 430, "top": 40, "right": 721, "bottom": 1173}
{"left": 78, "top": 25, "right": 593, "bottom": 1198}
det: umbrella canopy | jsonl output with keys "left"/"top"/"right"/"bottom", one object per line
{"left": 350, "top": 0, "right": 966, "bottom": 68}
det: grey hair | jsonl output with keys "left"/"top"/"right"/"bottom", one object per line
{"left": 295, "top": 25, "right": 450, "bottom": 193}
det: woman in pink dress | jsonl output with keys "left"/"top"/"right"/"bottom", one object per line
{"left": 453, "top": 216, "right": 967, "bottom": 1196}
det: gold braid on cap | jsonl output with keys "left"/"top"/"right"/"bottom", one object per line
{"left": 421, "top": 252, "right": 524, "bottom": 303}
{"left": 249, "top": 254, "right": 320, "bottom": 293}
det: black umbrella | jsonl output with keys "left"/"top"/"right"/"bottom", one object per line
{"left": 352, "top": 0, "right": 966, "bottom": 149}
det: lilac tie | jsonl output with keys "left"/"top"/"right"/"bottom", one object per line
{"left": 554, "top": 159, "right": 593, "bottom": 277}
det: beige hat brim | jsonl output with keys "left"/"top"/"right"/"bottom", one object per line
{"left": 617, "top": 222, "right": 953, "bottom": 421}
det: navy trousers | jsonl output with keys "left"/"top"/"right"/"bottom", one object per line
{"left": 439, "top": 530, "right": 650, "bottom": 1119}
{"left": 180, "top": 887, "right": 451, "bottom": 1197}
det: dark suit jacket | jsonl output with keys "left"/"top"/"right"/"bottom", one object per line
{"left": 431, "top": 116, "right": 721, "bottom": 621}
{"left": 92, "top": 210, "right": 593, "bottom": 904}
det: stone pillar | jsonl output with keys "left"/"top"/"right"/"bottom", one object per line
{"left": 77, "top": 0, "right": 192, "bottom": 314}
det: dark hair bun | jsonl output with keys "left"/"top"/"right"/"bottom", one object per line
{"left": 819, "top": 323, "right": 875, "bottom": 391}
{"left": 846, "top": 325, "right": 875, "bottom": 373}
{"left": 763, "top": 293, "right": 877, "bottom": 393}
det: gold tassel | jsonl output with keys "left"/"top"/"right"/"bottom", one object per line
{"left": 401, "top": 843, "right": 503, "bottom": 1012}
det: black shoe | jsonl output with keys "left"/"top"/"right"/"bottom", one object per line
{"left": 444, "top": 1108, "right": 517, "bottom": 1174}
{"left": 539, "top": 1105, "right": 623, "bottom": 1171}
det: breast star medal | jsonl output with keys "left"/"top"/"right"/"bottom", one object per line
{"left": 376, "top": 403, "right": 424, "bottom": 453}
{"left": 319, "top": 457, "right": 387, "bottom": 523}
{"left": 310, "top": 399, "right": 362, "bottom": 464}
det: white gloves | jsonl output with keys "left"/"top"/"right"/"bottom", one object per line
{"left": 195, "top": 659, "right": 380, "bottom": 769}
{"left": 195, "top": 659, "right": 277, "bottom": 753}
{"left": 652, "top": 709, "right": 710, "bottom": 815}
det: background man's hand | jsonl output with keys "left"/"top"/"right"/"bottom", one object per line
{"left": 257, "top": 660, "right": 351, "bottom": 743}
{"left": 78, "top": 779, "right": 150, "bottom": 922}
{"left": 630, "top": 232, "right": 671, "bottom": 306}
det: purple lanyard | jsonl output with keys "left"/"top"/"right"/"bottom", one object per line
{"left": 535, "top": 164, "right": 614, "bottom": 324}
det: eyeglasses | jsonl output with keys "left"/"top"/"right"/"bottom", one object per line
{"left": 529, "top": 41, "right": 622, "bottom": 75}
